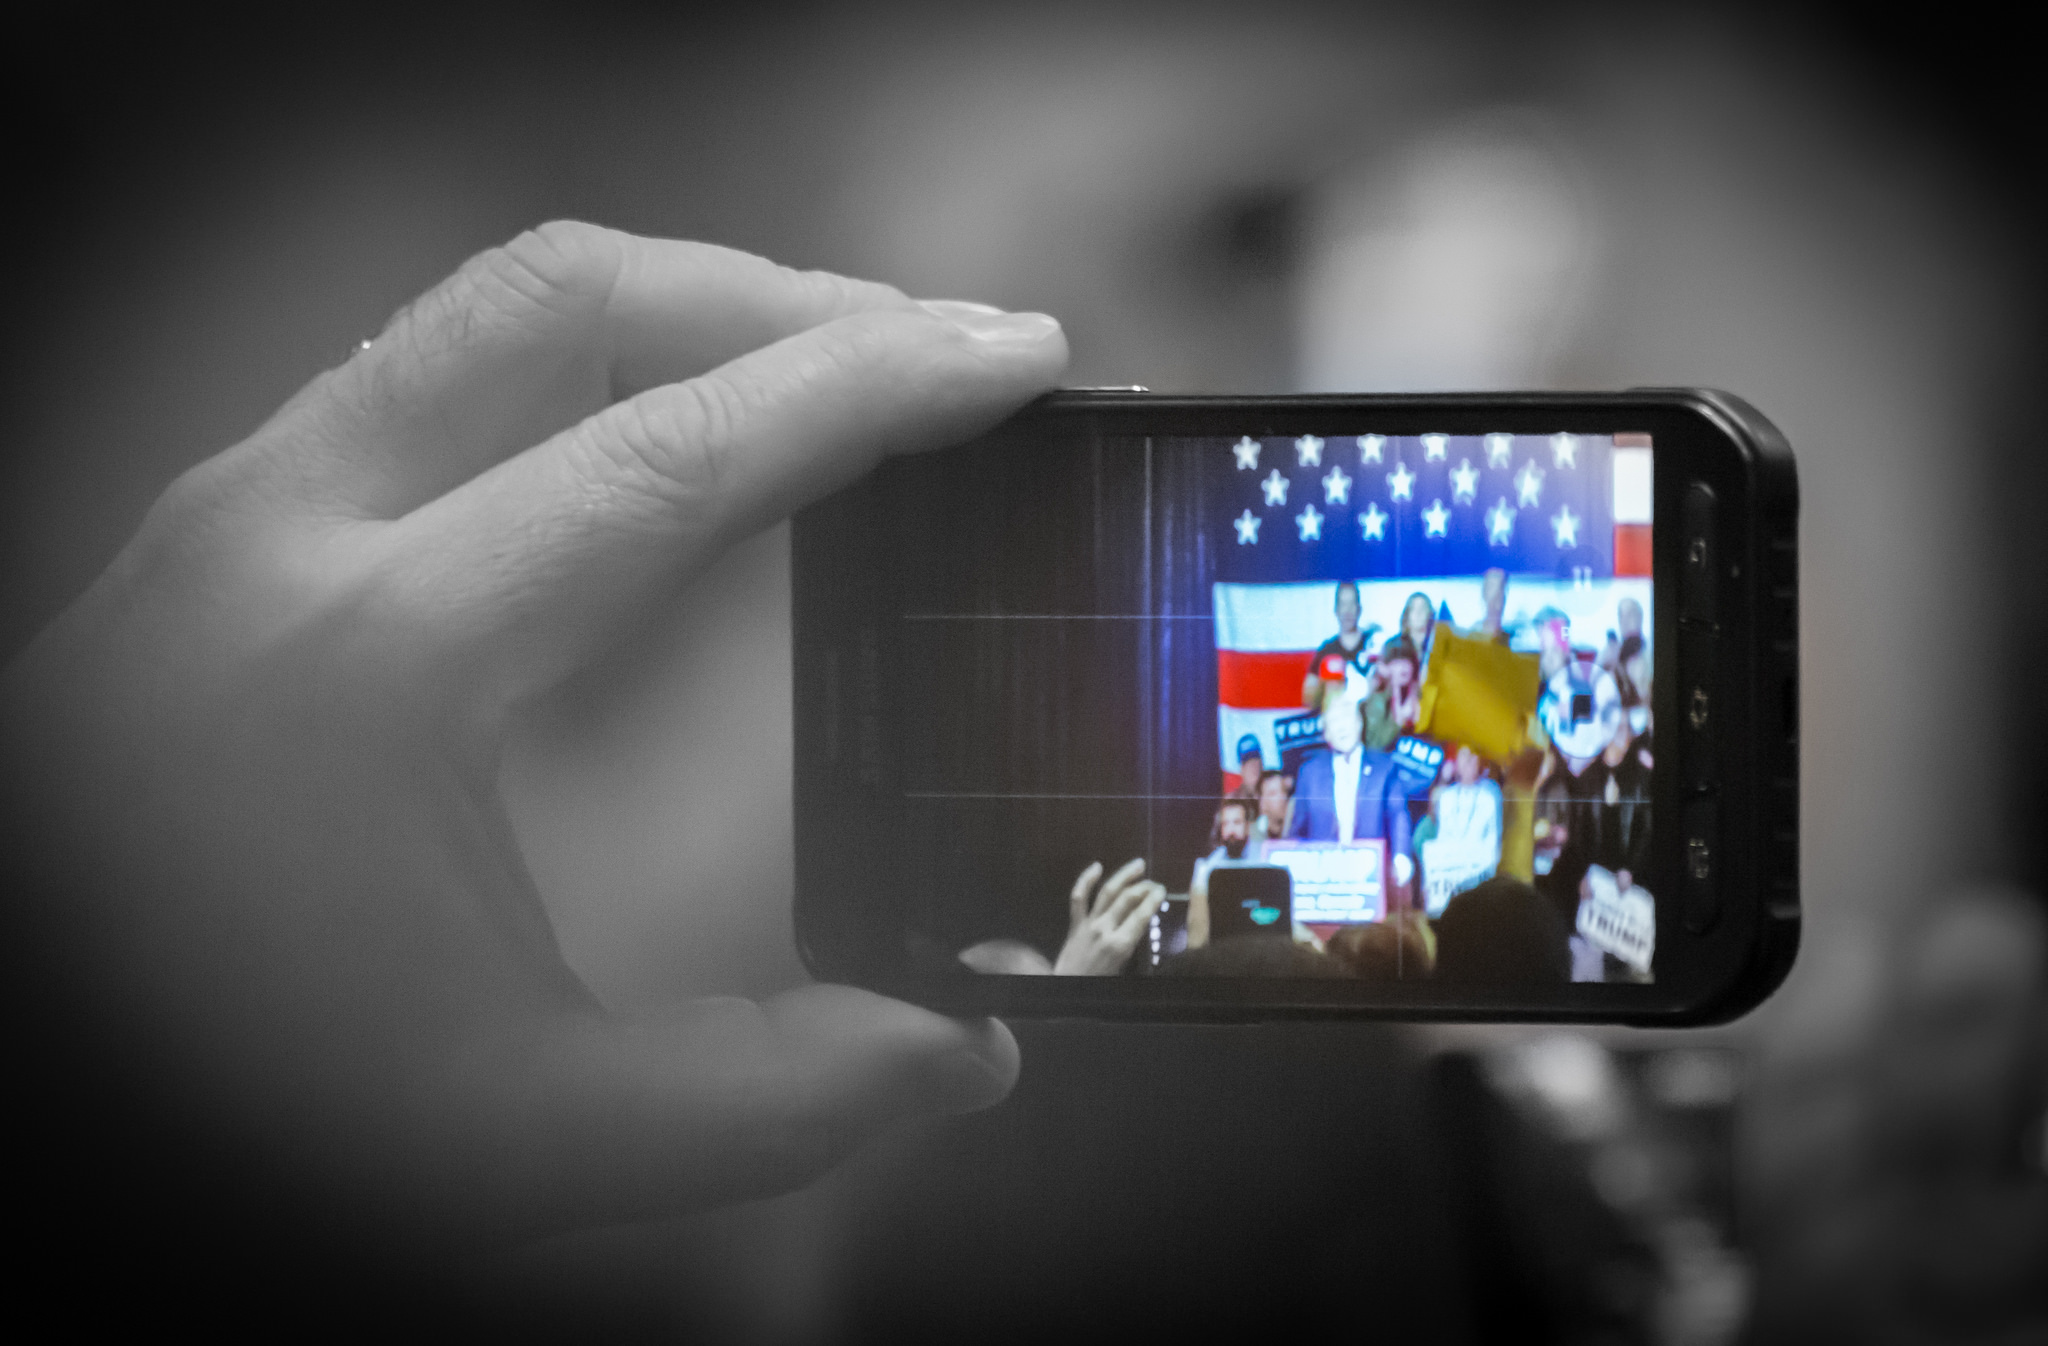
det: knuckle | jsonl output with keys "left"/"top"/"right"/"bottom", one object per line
{"left": 777, "top": 262, "right": 903, "bottom": 317}
{"left": 357, "top": 222, "right": 625, "bottom": 404}
{"left": 812, "top": 314, "right": 911, "bottom": 378}
{"left": 566, "top": 374, "right": 747, "bottom": 524}
{"left": 466, "top": 219, "right": 624, "bottom": 323}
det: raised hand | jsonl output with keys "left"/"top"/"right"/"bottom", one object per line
{"left": 1055, "top": 858, "right": 1167, "bottom": 976}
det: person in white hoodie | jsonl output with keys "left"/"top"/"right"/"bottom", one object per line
{"left": 1422, "top": 745, "right": 1503, "bottom": 915}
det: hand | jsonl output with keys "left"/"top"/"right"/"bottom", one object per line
{"left": 1054, "top": 859, "right": 1165, "bottom": 975}
{"left": 957, "top": 939, "right": 1054, "bottom": 976}
{"left": 0, "top": 223, "right": 1066, "bottom": 1245}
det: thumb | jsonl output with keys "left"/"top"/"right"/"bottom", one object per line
{"left": 506, "top": 985, "right": 1018, "bottom": 1234}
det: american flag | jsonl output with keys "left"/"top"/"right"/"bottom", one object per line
{"left": 1210, "top": 432, "right": 1652, "bottom": 789}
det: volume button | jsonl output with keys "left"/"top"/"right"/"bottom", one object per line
{"left": 1681, "top": 482, "right": 1718, "bottom": 626}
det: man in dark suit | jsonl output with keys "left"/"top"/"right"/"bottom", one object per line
{"left": 1286, "top": 693, "right": 1416, "bottom": 901}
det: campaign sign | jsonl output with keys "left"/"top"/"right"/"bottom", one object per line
{"left": 1576, "top": 864, "right": 1655, "bottom": 974}
{"left": 1391, "top": 735, "right": 1446, "bottom": 792}
{"left": 1421, "top": 838, "right": 1496, "bottom": 916}
{"left": 1264, "top": 840, "right": 1387, "bottom": 923}
{"left": 1273, "top": 710, "right": 1330, "bottom": 776}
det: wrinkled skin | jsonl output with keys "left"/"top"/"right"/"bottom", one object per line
{"left": 1, "top": 222, "right": 1067, "bottom": 1249}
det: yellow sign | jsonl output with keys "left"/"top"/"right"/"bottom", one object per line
{"left": 1417, "top": 626, "right": 1545, "bottom": 881}
{"left": 1415, "top": 625, "right": 1542, "bottom": 765}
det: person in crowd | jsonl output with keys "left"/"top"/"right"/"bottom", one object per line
{"left": 1286, "top": 693, "right": 1415, "bottom": 903}
{"left": 1325, "top": 911, "right": 1437, "bottom": 980}
{"left": 1432, "top": 877, "right": 1571, "bottom": 983}
{"left": 1189, "top": 797, "right": 1265, "bottom": 950}
{"left": 1231, "top": 734, "right": 1266, "bottom": 799}
{"left": 1533, "top": 606, "right": 1572, "bottom": 679}
{"left": 1399, "top": 590, "right": 1437, "bottom": 675}
{"left": 1596, "top": 597, "right": 1643, "bottom": 675}
{"left": 1301, "top": 579, "right": 1378, "bottom": 711}
{"left": 1548, "top": 700, "right": 1652, "bottom": 919}
{"left": 1618, "top": 595, "right": 1643, "bottom": 645}
{"left": 1254, "top": 770, "right": 1293, "bottom": 846}
{"left": 1530, "top": 745, "right": 1569, "bottom": 881}
{"left": 1434, "top": 745, "right": 1503, "bottom": 862}
{"left": 1617, "top": 633, "right": 1652, "bottom": 743}
{"left": 1415, "top": 746, "right": 1503, "bottom": 915}
{"left": 1473, "top": 567, "right": 1512, "bottom": 644}
{"left": 1362, "top": 638, "right": 1423, "bottom": 751}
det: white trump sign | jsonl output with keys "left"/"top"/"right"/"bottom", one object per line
{"left": 1421, "top": 839, "right": 1497, "bottom": 916}
{"left": 1575, "top": 865, "right": 1655, "bottom": 975}
{"left": 1264, "top": 841, "right": 1386, "bottom": 923}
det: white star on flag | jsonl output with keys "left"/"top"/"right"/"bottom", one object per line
{"left": 1487, "top": 497, "right": 1516, "bottom": 546}
{"left": 1452, "top": 458, "right": 1479, "bottom": 504}
{"left": 1234, "top": 509, "right": 1261, "bottom": 544}
{"left": 1551, "top": 432, "right": 1578, "bottom": 470}
{"left": 1262, "top": 469, "right": 1290, "bottom": 506}
{"left": 1423, "top": 499, "right": 1450, "bottom": 537}
{"left": 1485, "top": 433, "right": 1513, "bottom": 468}
{"left": 1552, "top": 504, "right": 1580, "bottom": 548}
{"left": 1360, "top": 502, "right": 1387, "bottom": 541}
{"left": 1296, "top": 504, "right": 1323, "bottom": 541}
{"left": 1295, "top": 434, "right": 1324, "bottom": 467}
{"left": 1232, "top": 436, "right": 1260, "bottom": 470}
{"left": 1322, "top": 465, "right": 1351, "bottom": 505}
{"left": 1387, "top": 461, "right": 1415, "bottom": 501}
{"left": 1423, "top": 433, "right": 1449, "bottom": 462}
{"left": 1515, "top": 460, "right": 1544, "bottom": 508}
{"left": 1359, "top": 434, "right": 1385, "bottom": 464}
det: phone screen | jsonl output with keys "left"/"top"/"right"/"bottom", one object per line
{"left": 872, "top": 428, "right": 1657, "bottom": 984}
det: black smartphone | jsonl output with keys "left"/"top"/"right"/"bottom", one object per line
{"left": 791, "top": 390, "right": 1798, "bottom": 1024}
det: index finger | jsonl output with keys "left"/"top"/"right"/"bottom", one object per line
{"left": 275, "top": 223, "right": 924, "bottom": 519}
{"left": 1069, "top": 862, "right": 1104, "bottom": 930}
{"left": 1090, "top": 859, "right": 1148, "bottom": 919}
{"left": 1114, "top": 876, "right": 1163, "bottom": 930}
{"left": 1109, "top": 881, "right": 1167, "bottom": 944}
{"left": 391, "top": 300, "right": 1067, "bottom": 702}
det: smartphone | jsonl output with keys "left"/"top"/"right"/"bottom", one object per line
{"left": 791, "top": 390, "right": 1798, "bottom": 1024}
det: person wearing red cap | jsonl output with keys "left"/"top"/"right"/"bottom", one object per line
{"left": 1300, "top": 579, "right": 1378, "bottom": 711}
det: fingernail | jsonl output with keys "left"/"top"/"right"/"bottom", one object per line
{"left": 917, "top": 298, "right": 1007, "bottom": 320}
{"left": 930, "top": 306, "right": 1062, "bottom": 345}
{"left": 936, "top": 1018, "right": 1020, "bottom": 1114}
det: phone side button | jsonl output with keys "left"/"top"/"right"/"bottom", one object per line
{"left": 1681, "top": 482, "right": 1717, "bottom": 625}
{"left": 1680, "top": 625, "right": 1716, "bottom": 791}
{"left": 1681, "top": 796, "right": 1720, "bottom": 934}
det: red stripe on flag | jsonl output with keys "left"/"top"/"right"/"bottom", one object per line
{"left": 1614, "top": 524, "right": 1652, "bottom": 577}
{"left": 1217, "top": 649, "right": 1315, "bottom": 708}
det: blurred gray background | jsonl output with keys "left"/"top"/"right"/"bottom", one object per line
{"left": 7, "top": 3, "right": 2042, "bottom": 1340}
